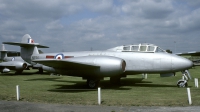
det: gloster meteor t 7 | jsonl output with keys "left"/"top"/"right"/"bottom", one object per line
{"left": 0, "top": 44, "right": 28, "bottom": 74}
{"left": 0, "top": 44, "right": 46, "bottom": 74}
{"left": 3, "top": 34, "right": 193, "bottom": 88}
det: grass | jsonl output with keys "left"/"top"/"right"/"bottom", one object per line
{"left": 1, "top": 67, "right": 200, "bottom": 106}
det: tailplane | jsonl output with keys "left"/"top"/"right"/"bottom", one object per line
{"left": 3, "top": 34, "right": 49, "bottom": 64}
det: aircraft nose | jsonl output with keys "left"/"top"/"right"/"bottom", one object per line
{"left": 172, "top": 55, "right": 193, "bottom": 71}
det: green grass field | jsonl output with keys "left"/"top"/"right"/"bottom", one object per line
{"left": 1, "top": 67, "right": 200, "bottom": 106}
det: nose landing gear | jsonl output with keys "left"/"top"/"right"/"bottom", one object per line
{"left": 177, "top": 80, "right": 188, "bottom": 87}
{"left": 177, "top": 70, "right": 191, "bottom": 88}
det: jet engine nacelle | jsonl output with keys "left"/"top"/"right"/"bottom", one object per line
{"left": 42, "top": 56, "right": 126, "bottom": 77}
{"left": 0, "top": 61, "right": 27, "bottom": 71}
{"left": 14, "top": 62, "right": 27, "bottom": 71}
{"left": 87, "top": 56, "right": 126, "bottom": 76}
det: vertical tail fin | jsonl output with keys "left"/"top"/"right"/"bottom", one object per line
{"left": 21, "top": 34, "right": 35, "bottom": 44}
{"left": 0, "top": 44, "right": 20, "bottom": 61}
{"left": 1, "top": 44, "right": 6, "bottom": 51}
{"left": 3, "top": 34, "right": 49, "bottom": 64}
{"left": 20, "top": 34, "right": 39, "bottom": 63}
{"left": 0, "top": 44, "right": 7, "bottom": 60}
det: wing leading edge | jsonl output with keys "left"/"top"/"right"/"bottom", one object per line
{"left": 3, "top": 42, "right": 49, "bottom": 48}
{"left": 33, "top": 59, "right": 99, "bottom": 70}
{"left": 176, "top": 51, "right": 200, "bottom": 56}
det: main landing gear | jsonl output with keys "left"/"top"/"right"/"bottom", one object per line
{"left": 86, "top": 79, "right": 100, "bottom": 89}
{"left": 15, "top": 70, "right": 23, "bottom": 75}
{"left": 86, "top": 76, "right": 121, "bottom": 89}
{"left": 110, "top": 76, "right": 121, "bottom": 85}
{"left": 177, "top": 70, "right": 191, "bottom": 88}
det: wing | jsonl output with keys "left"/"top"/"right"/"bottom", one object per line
{"left": 176, "top": 51, "right": 200, "bottom": 56}
{"left": 0, "top": 61, "right": 25, "bottom": 70}
{"left": 3, "top": 42, "right": 49, "bottom": 48}
{"left": 0, "top": 62, "right": 14, "bottom": 69}
{"left": 33, "top": 59, "right": 99, "bottom": 70}
{"left": 176, "top": 51, "right": 200, "bottom": 66}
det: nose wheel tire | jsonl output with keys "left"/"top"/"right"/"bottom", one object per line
{"left": 177, "top": 80, "right": 188, "bottom": 88}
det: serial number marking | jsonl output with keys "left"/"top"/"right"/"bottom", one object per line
{"left": 32, "top": 56, "right": 39, "bottom": 60}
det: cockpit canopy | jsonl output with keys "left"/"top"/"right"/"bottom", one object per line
{"left": 107, "top": 43, "right": 166, "bottom": 53}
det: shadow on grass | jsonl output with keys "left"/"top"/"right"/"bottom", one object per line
{"left": 101, "top": 78, "right": 176, "bottom": 88}
{"left": 47, "top": 83, "right": 132, "bottom": 93}
{"left": 0, "top": 72, "right": 38, "bottom": 76}
{"left": 24, "top": 77, "right": 86, "bottom": 84}
{"left": 0, "top": 70, "right": 49, "bottom": 76}
{"left": 48, "top": 83, "right": 97, "bottom": 93}
{"left": 47, "top": 78, "right": 177, "bottom": 93}
{"left": 25, "top": 77, "right": 62, "bottom": 81}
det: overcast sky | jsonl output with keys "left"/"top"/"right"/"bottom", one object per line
{"left": 1, "top": 0, "right": 200, "bottom": 53}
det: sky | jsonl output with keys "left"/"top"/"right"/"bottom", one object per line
{"left": 0, "top": 0, "right": 200, "bottom": 53}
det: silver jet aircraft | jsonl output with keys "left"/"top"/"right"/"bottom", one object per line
{"left": 0, "top": 44, "right": 27, "bottom": 74}
{"left": 4, "top": 34, "right": 193, "bottom": 88}
{"left": 0, "top": 44, "right": 47, "bottom": 74}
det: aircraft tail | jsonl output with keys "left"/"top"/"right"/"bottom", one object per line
{"left": 0, "top": 44, "right": 7, "bottom": 60}
{"left": 0, "top": 44, "right": 21, "bottom": 60}
{"left": 3, "top": 34, "right": 49, "bottom": 64}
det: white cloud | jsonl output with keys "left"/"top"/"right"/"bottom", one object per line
{"left": 178, "top": 8, "right": 200, "bottom": 32}
{"left": 45, "top": 20, "right": 64, "bottom": 30}
{"left": 1, "top": 0, "right": 200, "bottom": 53}
{"left": 121, "top": 0, "right": 174, "bottom": 19}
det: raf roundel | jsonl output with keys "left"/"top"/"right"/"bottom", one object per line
{"left": 11, "top": 57, "right": 15, "bottom": 61}
{"left": 55, "top": 53, "right": 64, "bottom": 59}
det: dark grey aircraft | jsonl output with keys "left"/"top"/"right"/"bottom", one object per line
{"left": 4, "top": 34, "right": 193, "bottom": 88}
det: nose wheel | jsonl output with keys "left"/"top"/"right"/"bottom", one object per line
{"left": 177, "top": 70, "right": 191, "bottom": 88}
{"left": 177, "top": 80, "right": 188, "bottom": 87}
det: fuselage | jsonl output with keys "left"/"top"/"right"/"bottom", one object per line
{"left": 3, "top": 56, "right": 24, "bottom": 62}
{"left": 31, "top": 50, "right": 193, "bottom": 75}
{"left": 3, "top": 56, "right": 31, "bottom": 66}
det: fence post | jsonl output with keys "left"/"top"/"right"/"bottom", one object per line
{"left": 16, "top": 85, "right": 20, "bottom": 101}
{"left": 195, "top": 78, "right": 198, "bottom": 88}
{"left": 187, "top": 88, "right": 192, "bottom": 105}
{"left": 98, "top": 87, "right": 101, "bottom": 105}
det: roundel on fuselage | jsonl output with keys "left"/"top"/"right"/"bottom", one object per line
{"left": 55, "top": 53, "right": 64, "bottom": 59}
{"left": 11, "top": 57, "right": 15, "bottom": 61}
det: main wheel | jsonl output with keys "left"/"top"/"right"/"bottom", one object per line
{"left": 110, "top": 76, "right": 121, "bottom": 85}
{"left": 87, "top": 79, "right": 99, "bottom": 89}
{"left": 38, "top": 68, "right": 43, "bottom": 74}
{"left": 15, "top": 70, "right": 23, "bottom": 75}
{"left": 177, "top": 80, "right": 188, "bottom": 88}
